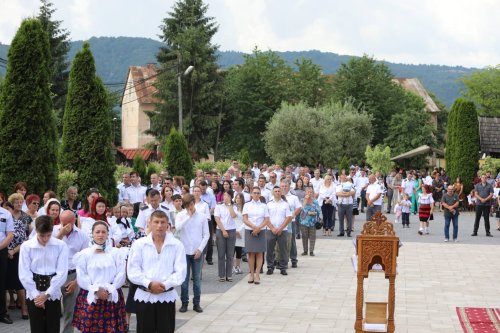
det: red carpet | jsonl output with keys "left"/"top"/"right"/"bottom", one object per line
{"left": 457, "top": 307, "right": 500, "bottom": 333}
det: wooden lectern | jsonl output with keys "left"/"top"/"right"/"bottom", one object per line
{"left": 354, "top": 211, "right": 399, "bottom": 333}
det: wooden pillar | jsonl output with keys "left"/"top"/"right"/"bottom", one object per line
{"left": 355, "top": 275, "right": 364, "bottom": 332}
{"left": 387, "top": 276, "right": 396, "bottom": 333}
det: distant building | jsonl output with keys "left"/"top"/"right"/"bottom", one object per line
{"left": 121, "top": 64, "right": 159, "bottom": 149}
{"left": 479, "top": 116, "right": 500, "bottom": 158}
{"left": 392, "top": 77, "right": 440, "bottom": 129}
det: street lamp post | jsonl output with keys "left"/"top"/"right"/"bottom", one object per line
{"left": 177, "top": 65, "right": 194, "bottom": 134}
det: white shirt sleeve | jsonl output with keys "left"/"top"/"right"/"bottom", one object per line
{"left": 45, "top": 243, "right": 69, "bottom": 298}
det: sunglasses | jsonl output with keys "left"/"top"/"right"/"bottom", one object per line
{"left": 252, "top": 192, "right": 261, "bottom": 195}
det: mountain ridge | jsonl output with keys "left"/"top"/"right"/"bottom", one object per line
{"left": 0, "top": 36, "right": 477, "bottom": 107}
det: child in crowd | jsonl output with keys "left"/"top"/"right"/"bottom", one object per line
{"left": 394, "top": 201, "right": 402, "bottom": 224}
{"left": 400, "top": 193, "right": 411, "bottom": 228}
{"left": 116, "top": 205, "right": 135, "bottom": 247}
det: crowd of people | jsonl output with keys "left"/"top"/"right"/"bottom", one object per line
{"left": 0, "top": 161, "right": 499, "bottom": 332}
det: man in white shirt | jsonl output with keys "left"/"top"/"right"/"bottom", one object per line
{"left": 149, "top": 173, "right": 162, "bottom": 192}
{"left": 0, "top": 206, "right": 14, "bottom": 324}
{"left": 365, "top": 175, "right": 383, "bottom": 221}
{"left": 232, "top": 178, "right": 250, "bottom": 202}
{"left": 281, "top": 181, "right": 302, "bottom": 268}
{"left": 199, "top": 182, "right": 216, "bottom": 265}
{"left": 402, "top": 173, "right": 416, "bottom": 212}
{"left": 135, "top": 189, "right": 170, "bottom": 233}
{"left": 357, "top": 169, "right": 369, "bottom": 213}
{"left": 266, "top": 187, "right": 292, "bottom": 276}
{"left": 265, "top": 172, "right": 279, "bottom": 192}
{"left": 251, "top": 161, "right": 261, "bottom": 182}
{"left": 53, "top": 211, "right": 89, "bottom": 333}
{"left": 117, "top": 173, "right": 131, "bottom": 203}
{"left": 310, "top": 169, "right": 324, "bottom": 198}
{"left": 19, "top": 216, "right": 68, "bottom": 333}
{"left": 176, "top": 194, "right": 209, "bottom": 313}
{"left": 257, "top": 176, "right": 271, "bottom": 203}
{"left": 190, "top": 169, "right": 204, "bottom": 188}
{"left": 127, "top": 210, "right": 186, "bottom": 333}
{"left": 124, "top": 171, "right": 147, "bottom": 204}
{"left": 336, "top": 174, "right": 356, "bottom": 237}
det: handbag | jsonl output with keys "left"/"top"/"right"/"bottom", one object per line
{"left": 315, "top": 217, "right": 323, "bottom": 230}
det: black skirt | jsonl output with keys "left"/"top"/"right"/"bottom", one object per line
{"left": 6, "top": 253, "right": 24, "bottom": 290}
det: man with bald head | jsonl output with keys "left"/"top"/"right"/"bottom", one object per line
{"left": 54, "top": 210, "right": 89, "bottom": 333}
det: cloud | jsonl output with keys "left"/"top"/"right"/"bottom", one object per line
{"left": 0, "top": 0, "right": 39, "bottom": 44}
{"left": 69, "top": 0, "right": 92, "bottom": 33}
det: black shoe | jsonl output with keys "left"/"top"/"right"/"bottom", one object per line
{"left": 301, "top": 252, "right": 308, "bottom": 256}
{"left": 471, "top": 233, "right": 478, "bottom": 236}
{"left": 193, "top": 304, "right": 203, "bottom": 313}
{"left": 280, "top": 270, "right": 288, "bottom": 276}
{"left": 337, "top": 233, "right": 345, "bottom": 237}
{"left": 418, "top": 230, "right": 423, "bottom": 235}
{"left": 179, "top": 304, "right": 188, "bottom": 313}
{"left": 292, "top": 262, "right": 297, "bottom": 268}
{"left": 242, "top": 257, "right": 248, "bottom": 262}
{"left": 310, "top": 252, "right": 315, "bottom": 256}
{"left": 360, "top": 210, "right": 365, "bottom": 213}
{"left": 486, "top": 233, "right": 493, "bottom": 237}
{"left": 21, "top": 314, "right": 29, "bottom": 320}
{"left": 296, "top": 234, "right": 301, "bottom": 239}
{"left": 266, "top": 269, "right": 274, "bottom": 275}
{"left": 206, "top": 260, "right": 213, "bottom": 265}
{"left": 347, "top": 232, "right": 352, "bottom": 237}
{"left": 0, "top": 315, "right": 13, "bottom": 324}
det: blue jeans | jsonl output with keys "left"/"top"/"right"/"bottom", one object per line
{"left": 181, "top": 254, "right": 202, "bottom": 305}
{"left": 444, "top": 213, "right": 458, "bottom": 240}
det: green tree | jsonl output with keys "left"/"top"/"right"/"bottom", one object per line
{"left": 59, "top": 42, "right": 117, "bottom": 204}
{"left": 384, "top": 91, "right": 436, "bottom": 169}
{"left": 222, "top": 49, "right": 293, "bottom": 161}
{"left": 319, "top": 100, "right": 373, "bottom": 166}
{"left": 263, "top": 100, "right": 372, "bottom": 166}
{"left": 0, "top": 18, "right": 58, "bottom": 195}
{"left": 338, "top": 156, "right": 350, "bottom": 174}
{"left": 445, "top": 99, "right": 460, "bottom": 180}
{"left": 365, "top": 145, "right": 394, "bottom": 175}
{"left": 132, "top": 155, "right": 148, "bottom": 183}
{"left": 151, "top": 0, "right": 221, "bottom": 158}
{"left": 461, "top": 65, "right": 500, "bottom": 116}
{"left": 448, "top": 99, "right": 480, "bottom": 193}
{"left": 163, "top": 127, "right": 193, "bottom": 180}
{"left": 289, "top": 58, "right": 332, "bottom": 107}
{"left": 332, "top": 55, "right": 407, "bottom": 144}
{"left": 38, "top": 0, "right": 70, "bottom": 134}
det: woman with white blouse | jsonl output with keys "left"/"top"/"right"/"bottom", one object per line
{"left": 72, "top": 221, "right": 127, "bottom": 333}
{"left": 214, "top": 190, "right": 237, "bottom": 282}
{"left": 19, "top": 215, "right": 68, "bottom": 333}
{"left": 417, "top": 185, "right": 434, "bottom": 235}
{"left": 242, "top": 187, "right": 271, "bottom": 285}
{"left": 318, "top": 175, "right": 337, "bottom": 236}
{"left": 233, "top": 193, "right": 246, "bottom": 274}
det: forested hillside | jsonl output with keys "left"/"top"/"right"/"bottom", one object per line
{"left": 1, "top": 36, "right": 477, "bottom": 107}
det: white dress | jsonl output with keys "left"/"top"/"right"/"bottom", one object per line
{"left": 73, "top": 246, "right": 126, "bottom": 305}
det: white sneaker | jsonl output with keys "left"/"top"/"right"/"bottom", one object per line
{"left": 232, "top": 267, "right": 236, "bottom": 274}
{"left": 444, "top": 239, "right": 449, "bottom": 242}
{"left": 236, "top": 266, "right": 243, "bottom": 274}
{"left": 454, "top": 239, "right": 459, "bottom": 243}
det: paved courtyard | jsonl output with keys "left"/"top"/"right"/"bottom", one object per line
{"left": 5, "top": 211, "right": 499, "bottom": 332}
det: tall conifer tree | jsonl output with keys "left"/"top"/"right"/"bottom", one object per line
{"left": 151, "top": 0, "right": 221, "bottom": 158}
{"left": 38, "top": 0, "right": 70, "bottom": 134}
{"left": 60, "top": 43, "right": 117, "bottom": 204}
{"left": 0, "top": 18, "right": 58, "bottom": 195}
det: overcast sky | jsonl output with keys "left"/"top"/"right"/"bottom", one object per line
{"left": 0, "top": 0, "right": 498, "bottom": 68}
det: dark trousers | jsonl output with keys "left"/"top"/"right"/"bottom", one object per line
{"left": 360, "top": 190, "right": 367, "bottom": 211}
{"left": 205, "top": 217, "right": 215, "bottom": 262}
{"left": 402, "top": 212, "right": 410, "bottom": 225}
{"left": 338, "top": 203, "right": 353, "bottom": 234}
{"left": 321, "top": 203, "right": 335, "bottom": 230}
{"left": 0, "top": 248, "right": 7, "bottom": 316}
{"left": 473, "top": 205, "right": 491, "bottom": 233}
{"left": 136, "top": 301, "right": 175, "bottom": 333}
{"left": 266, "top": 230, "right": 288, "bottom": 270}
{"left": 27, "top": 299, "right": 61, "bottom": 333}
{"left": 386, "top": 188, "right": 394, "bottom": 212}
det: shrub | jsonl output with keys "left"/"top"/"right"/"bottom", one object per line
{"left": 57, "top": 170, "right": 78, "bottom": 198}
{"left": 114, "top": 164, "right": 133, "bottom": 184}
{"left": 163, "top": 127, "right": 193, "bottom": 180}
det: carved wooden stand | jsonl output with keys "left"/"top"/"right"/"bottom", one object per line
{"left": 354, "top": 211, "right": 399, "bottom": 333}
